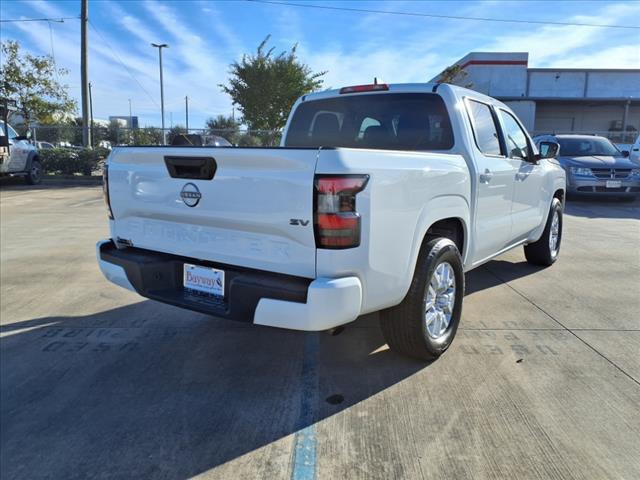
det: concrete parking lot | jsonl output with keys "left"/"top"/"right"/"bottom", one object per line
{"left": 1, "top": 184, "right": 639, "bottom": 479}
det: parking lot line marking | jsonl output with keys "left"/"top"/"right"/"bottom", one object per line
{"left": 290, "top": 333, "right": 319, "bottom": 480}
{"left": 486, "top": 266, "right": 640, "bottom": 387}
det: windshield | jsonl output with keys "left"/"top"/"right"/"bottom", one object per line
{"left": 0, "top": 121, "right": 18, "bottom": 139}
{"left": 557, "top": 137, "right": 620, "bottom": 157}
{"left": 284, "top": 93, "right": 454, "bottom": 151}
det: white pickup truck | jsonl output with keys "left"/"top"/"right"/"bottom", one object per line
{"left": 97, "top": 83, "right": 565, "bottom": 360}
{"left": 0, "top": 121, "right": 42, "bottom": 184}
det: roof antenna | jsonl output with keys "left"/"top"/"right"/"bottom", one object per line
{"left": 374, "top": 77, "right": 378, "bottom": 85}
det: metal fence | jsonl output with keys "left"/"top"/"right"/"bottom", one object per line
{"left": 28, "top": 125, "right": 640, "bottom": 150}
{"left": 30, "top": 125, "right": 283, "bottom": 148}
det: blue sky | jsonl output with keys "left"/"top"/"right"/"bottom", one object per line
{"left": 1, "top": 0, "right": 639, "bottom": 128}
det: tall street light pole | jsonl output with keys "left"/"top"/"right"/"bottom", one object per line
{"left": 81, "top": 0, "right": 91, "bottom": 147}
{"left": 88, "top": 81, "right": 94, "bottom": 148}
{"left": 185, "top": 96, "right": 189, "bottom": 132}
{"left": 151, "top": 43, "right": 168, "bottom": 144}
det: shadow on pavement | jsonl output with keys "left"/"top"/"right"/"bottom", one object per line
{"left": 466, "top": 260, "right": 545, "bottom": 295}
{"left": 0, "top": 255, "right": 579, "bottom": 478}
{"left": 0, "top": 179, "right": 100, "bottom": 191}
{"left": 0, "top": 302, "right": 427, "bottom": 478}
{"left": 564, "top": 196, "right": 640, "bottom": 220}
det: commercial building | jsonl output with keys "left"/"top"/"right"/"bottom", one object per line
{"left": 109, "top": 115, "right": 139, "bottom": 129}
{"left": 431, "top": 52, "right": 640, "bottom": 144}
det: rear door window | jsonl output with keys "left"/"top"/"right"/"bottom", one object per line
{"left": 466, "top": 100, "right": 502, "bottom": 156}
{"left": 498, "top": 110, "right": 530, "bottom": 160}
{"left": 285, "top": 93, "right": 454, "bottom": 151}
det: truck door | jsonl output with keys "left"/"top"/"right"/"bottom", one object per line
{"left": 497, "top": 108, "right": 546, "bottom": 239}
{"left": 465, "top": 99, "right": 517, "bottom": 264}
{"left": 4, "top": 124, "right": 29, "bottom": 173}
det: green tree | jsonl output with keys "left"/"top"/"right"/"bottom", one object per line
{"left": 132, "top": 127, "right": 163, "bottom": 146}
{"left": 0, "top": 40, "right": 76, "bottom": 129}
{"left": 205, "top": 114, "right": 241, "bottom": 144}
{"left": 436, "top": 64, "right": 473, "bottom": 88}
{"left": 220, "top": 35, "right": 325, "bottom": 141}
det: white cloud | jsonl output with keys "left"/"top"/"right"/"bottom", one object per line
{"left": 553, "top": 45, "right": 640, "bottom": 69}
{"left": 480, "top": 2, "right": 640, "bottom": 67}
{"left": 2, "top": 0, "right": 638, "bottom": 128}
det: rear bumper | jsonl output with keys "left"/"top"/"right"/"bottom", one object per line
{"left": 96, "top": 239, "right": 362, "bottom": 331}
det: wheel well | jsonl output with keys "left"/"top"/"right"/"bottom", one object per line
{"left": 423, "top": 218, "right": 465, "bottom": 255}
{"left": 554, "top": 189, "right": 564, "bottom": 204}
{"left": 27, "top": 152, "right": 40, "bottom": 168}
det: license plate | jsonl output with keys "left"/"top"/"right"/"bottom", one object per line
{"left": 606, "top": 180, "right": 622, "bottom": 188}
{"left": 183, "top": 263, "right": 224, "bottom": 297}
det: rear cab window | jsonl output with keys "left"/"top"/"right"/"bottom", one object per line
{"left": 284, "top": 93, "right": 454, "bottom": 151}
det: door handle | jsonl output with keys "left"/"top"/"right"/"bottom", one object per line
{"left": 479, "top": 169, "right": 493, "bottom": 183}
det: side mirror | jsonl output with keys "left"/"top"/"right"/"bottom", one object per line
{"left": 536, "top": 141, "right": 559, "bottom": 160}
{"left": 621, "top": 150, "right": 630, "bottom": 158}
{"left": 0, "top": 136, "right": 8, "bottom": 148}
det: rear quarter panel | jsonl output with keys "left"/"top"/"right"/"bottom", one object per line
{"left": 316, "top": 148, "right": 470, "bottom": 314}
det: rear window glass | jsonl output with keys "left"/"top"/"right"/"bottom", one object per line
{"left": 284, "top": 93, "right": 454, "bottom": 150}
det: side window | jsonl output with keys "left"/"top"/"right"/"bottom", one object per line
{"left": 499, "top": 110, "right": 530, "bottom": 160}
{"left": 6, "top": 125, "right": 18, "bottom": 140}
{"left": 358, "top": 117, "right": 381, "bottom": 139}
{"left": 309, "top": 111, "right": 342, "bottom": 142}
{"left": 466, "top": 100, "right": 501, "bottom": 156}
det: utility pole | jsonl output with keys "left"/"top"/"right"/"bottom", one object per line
{"left": 151, "top": 43, "right": 168, "bottom": 144}
{"left": 88, "top": 81, "right": 94, "bottom": 148}
{"left": 81, "top": 0, "right": 91, "bottom": 147}
{"left": 185, "top": 96, "right": 189, "bottom": 132}
{"left": 128, "top": 98, "right": 133, "bottom": 129}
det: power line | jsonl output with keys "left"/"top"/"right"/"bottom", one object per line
{"left": 88, "top": 20, "right": 160, "bottom": 109}
{"left": 0, "top": 17, "right": 77, "bottom": 23}
{"left": 247, "top": 0, "right": 640, "bottom": 30}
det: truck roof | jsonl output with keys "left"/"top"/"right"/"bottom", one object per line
{"left": 299, "top": 82, "right": 509, "bottom": 109}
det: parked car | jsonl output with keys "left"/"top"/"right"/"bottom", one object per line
{"left": 630, "top": 135, "right": 640, "bottom": 165}
{"left": 171, "top": 133, "right": 232, "bottom": 147}
{"left": 203, "top": 134, "right": 232, "bottom": 147}
{"left": 36, "top": 141, "right": 55, "bottom": 150}
{"left": 97, "top": 82, "right": 565, "bottom": 360}
{"left": 0, "top": 120, "right": 42, "bottom": 184}
{"left": 534, "top": 134, "right": 640, "bottom": 199}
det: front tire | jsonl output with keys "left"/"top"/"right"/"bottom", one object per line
{"left": 26, "top": 159, "right": 42, "bottom": 185}
{"left": 524, "top": 197, "right": 563, "bottom": 266}
{"left": 380, "top": 238, "right": 464, "bottom": 361}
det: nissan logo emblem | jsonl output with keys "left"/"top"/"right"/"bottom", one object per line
{"left": 180, "top": 182, "right": 201, "bottom": 207}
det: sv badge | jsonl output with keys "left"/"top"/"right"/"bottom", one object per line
{"left": 290, "top": 219, "right": 310, "bottom": 226}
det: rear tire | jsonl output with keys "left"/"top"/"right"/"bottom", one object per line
{"left": 380, "top": 238, "right": 464, "bottom": 361}
{"left": 524, "top": 197, "right": 562, "bottom": 266}
{"left": 26, "top": 159, "right": 42, "bottom": 185}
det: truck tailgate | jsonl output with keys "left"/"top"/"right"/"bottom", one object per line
{"left": 107, "top": 147, "right": 319, "bottom": 278}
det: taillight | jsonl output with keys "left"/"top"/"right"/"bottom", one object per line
{"left": 103, "top": 164, "right": 114, "bottom": 219}
{"left": 314, "top": 175, "right": 369, "bottom": 249}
